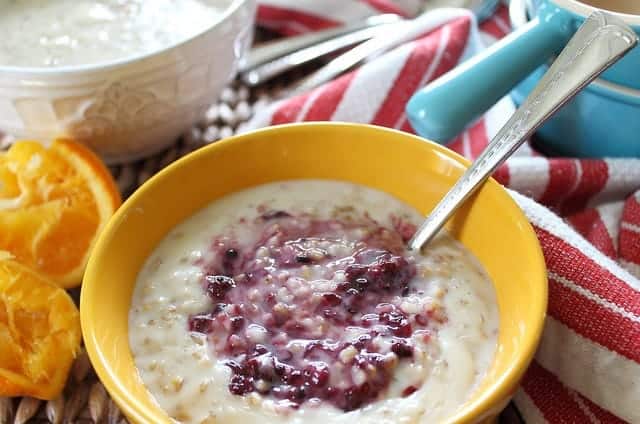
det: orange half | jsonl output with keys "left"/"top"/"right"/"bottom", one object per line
{"left": 0, "top": 139, "right": 121, "bottom": 288}
{"left": 0, "top": 255, "right": 81, "bottom": 399}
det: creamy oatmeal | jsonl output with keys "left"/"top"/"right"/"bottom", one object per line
{"left": 129, "top": 180, "right": 498, "bottom": 424}
{"left": 0, "top": 0, "right": 224, "bottom": 67}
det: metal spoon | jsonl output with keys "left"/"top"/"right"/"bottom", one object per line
{"left": 407, "top": 11, "right": 637, "bottom": 251}
{"left": 282, "top": 4, "right": 500, "bottom": 96}
{"left": 239, "top": 14, "right": 403, "bottom": 75}
{"left": 241, "top": 16, "right": 405, "bottom": 87}
{"left": 242, "top": 2, "right": 499, "bottom": 89}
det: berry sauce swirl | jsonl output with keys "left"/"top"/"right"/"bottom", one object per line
{"left": 188, "top": 210, "right": 439, "bottom": 411}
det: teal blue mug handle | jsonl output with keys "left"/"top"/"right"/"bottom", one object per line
{"left": 406, "top": 4, "right": 575, "bottom": 142}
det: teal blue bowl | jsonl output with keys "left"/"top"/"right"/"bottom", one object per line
{"left": 511, "top": 67, "right": 640, "bottom": 157}
{"left": 405, "top": 0, "right": 640, "bottom": 152}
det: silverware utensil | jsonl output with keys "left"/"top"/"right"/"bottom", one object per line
{"left": 239, "top": 14, "right": 403, "bottom": 74}
{"left": 282, "top": 11, "right": 443, "bottom": 96}
{"left": 241, "top": 15, "right": 405, "bottom": 87}
{"left": 407, "top": 11, "right": 637, "bottom": 251}
{"left": 242, "top": 1, "right": 499, "bottom": 90}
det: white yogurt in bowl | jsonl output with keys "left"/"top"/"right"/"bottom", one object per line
{"left": 129, "top": 180, "right": 499, "bottom": 424}
{"left": 0, "top": 0, "right": 223, "bottom": 67}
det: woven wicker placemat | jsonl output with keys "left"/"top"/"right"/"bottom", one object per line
{"left": 1, "top": 75, "right": 524, "bottom": 424}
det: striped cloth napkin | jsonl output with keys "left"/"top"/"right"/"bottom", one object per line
{"left": 244, "top": 1, "right": 640, "bottom": 423}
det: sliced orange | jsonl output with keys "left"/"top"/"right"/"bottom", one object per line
{"left": 0, "top": 139, "right": 121, "bottom": 288}
{"left": 0, "top": 255, "right": 81, "bottom": 399}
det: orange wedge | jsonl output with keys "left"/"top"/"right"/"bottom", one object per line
{"left": 0, "top": 255, "right": 81, "bottom": 399}
{"left": 0, "top": 139, "right": 121, "bottom": 288}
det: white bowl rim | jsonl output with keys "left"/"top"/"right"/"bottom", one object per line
{"left": 509, "top": 0, "right": 640, "bottom": 98}
{"left": 0, "top": 0, "right": 250, "bottom": 75}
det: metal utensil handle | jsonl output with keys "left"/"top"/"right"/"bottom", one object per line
{"left": 407, "top": 11, "right": 637, "bottom": 251}
{"left": 241, "top": 22, "right": 402, "bottom": 86}
{"left": 239, "top": 14, "right": 402, "bottom": 72}
{"left": 284, "top": 10, "right": 447, "bottom": 96}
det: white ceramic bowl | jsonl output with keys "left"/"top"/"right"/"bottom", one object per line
{"left": 0, "top": 0, "right": 256, "bottom": 164}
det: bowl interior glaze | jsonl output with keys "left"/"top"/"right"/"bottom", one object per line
{"left": 81, "top": 123, "right": 547, "bottom": 423}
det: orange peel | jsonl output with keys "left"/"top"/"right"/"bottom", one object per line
{"left": 0, "top": 139, "right": 121, "bottom": 288}
{"left": 0, "top": 255, "right": 81, "bottom": 399}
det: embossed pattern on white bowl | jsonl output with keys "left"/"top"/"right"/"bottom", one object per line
{"left": 0, "top": 0, "right": 256, "bottom": 164}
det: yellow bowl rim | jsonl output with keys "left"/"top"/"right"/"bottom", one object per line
{"left": 81, "top": 122, "right": 548, "bottom": 424}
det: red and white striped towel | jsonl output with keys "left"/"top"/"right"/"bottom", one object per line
{"left": 245, "top": 2, "right": 640, "bottom": 422}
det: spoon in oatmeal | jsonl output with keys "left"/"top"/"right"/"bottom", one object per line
{"left": 407, "top": 11, "right": 636, "bottom": 251}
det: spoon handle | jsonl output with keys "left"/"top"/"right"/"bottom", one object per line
{"left": 407, "top": 11, "right": 637, "bottom": 251}
{"left": 239, "top": 14, "right": 402, "bottom": 73}
{"left": 285, "top": 10, "right": 470, "bottom": 97}
{"left": 241, "top": 22, "right": 403, "bottom": 86}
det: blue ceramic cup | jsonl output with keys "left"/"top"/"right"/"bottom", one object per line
{"left": 510, "top": 0, "right": 640, "bottom": 157}
{"left": 511, "top": 67, "right": 640, "bottom": 157}
{"left": 406, "top": 0, "right": 640, "bottom": 155}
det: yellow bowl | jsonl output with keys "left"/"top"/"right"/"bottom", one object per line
{"left": 81, "top": 122, "right": 547, "bottom": 424}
